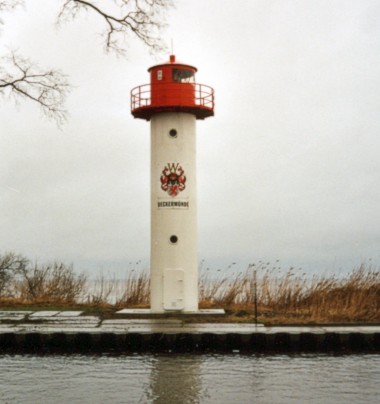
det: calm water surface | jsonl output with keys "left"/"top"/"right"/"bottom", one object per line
{"left": 0, "top": 353, "right": 379, "bottom": 403}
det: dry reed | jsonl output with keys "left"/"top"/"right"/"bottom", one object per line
{"left": 15, "top": 262, "right": 86, "bottom": 303}
{"left": 1, "top": 252, "right": 378, "bottom": 323}
{"left": 199, "top": 262, "right": 379, "bottom": 323}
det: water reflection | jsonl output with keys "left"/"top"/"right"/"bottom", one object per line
{"left": 0, "top": 353, "right": 379, "bottom": 403}
{"left": 148, "top": 354, "right": 201, "bottom": 403}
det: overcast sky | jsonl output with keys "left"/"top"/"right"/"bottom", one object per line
{"left": 1, "top": 0, "right": 380, "bottom": 276}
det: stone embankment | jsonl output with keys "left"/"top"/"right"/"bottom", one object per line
{"left": 1, "top": 311, "right": 379, "bottom": 353}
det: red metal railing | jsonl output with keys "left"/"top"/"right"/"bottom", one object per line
{"left": 131, "top": 83, "right": 214, "bottom": 111}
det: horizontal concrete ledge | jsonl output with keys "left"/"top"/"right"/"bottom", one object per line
{"left": 1, "top": 312, "right": 379, "bottom": 353}
{"left": 116, "top": 308, "right": 226, "bottom": 315}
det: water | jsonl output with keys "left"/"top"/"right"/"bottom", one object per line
{"left": 0, "top": 354, "right": 379, "bottom": 403}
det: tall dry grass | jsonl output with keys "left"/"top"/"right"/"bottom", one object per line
{"left": 1, "top": 252, "right": 378, "bottom": 322}
{"left": 199, "top": 262, "right": 379, "bottom": 322}
{"left": 85, "top": 271, "right": 150, "bottom": 307}
{"left": 0, "top": 252, "right": 86, "bottom": 304}
{"left": 303, "top": 265, "right": 379, "bottom": 322}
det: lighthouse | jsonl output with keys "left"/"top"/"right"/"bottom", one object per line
{"left": 131, "top": 55, "right": 214, "bottom": 313}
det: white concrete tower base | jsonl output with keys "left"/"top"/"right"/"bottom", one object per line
{"left": 150, "top": 112, "right": 198, "bottom": 313}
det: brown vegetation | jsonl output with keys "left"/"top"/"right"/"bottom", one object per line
{"left": 0, "top": 252, "right": 86, "bottom": 304}
{"left": 1, "top": 253, "right": 379, "bottom": 324}
{"left": 199, "top": 263, "right": 379, "bottom": 323}
{"left": 85, "top": 271, "right": 150, "bottom": 307}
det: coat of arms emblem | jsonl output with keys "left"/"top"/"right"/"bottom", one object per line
{"left": 160, "top": 163, "right": 186, "bottom": 197}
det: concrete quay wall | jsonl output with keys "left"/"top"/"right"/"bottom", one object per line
{"left": 1, "top": 329, "right": 379, "bottom": 354}
{"left": 0, "top": 311, "right": 379, "bottom": 353}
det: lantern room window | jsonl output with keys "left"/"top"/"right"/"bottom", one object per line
{"left": 172, "top": 69, "right": 195, "bottom": 83}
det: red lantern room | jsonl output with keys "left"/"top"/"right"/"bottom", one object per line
{"left": 131, "top": 55, "right": 214, "bottom": 120}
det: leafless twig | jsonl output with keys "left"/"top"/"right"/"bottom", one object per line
{"left": 0, "top": 0, "right": 171, "bottom": 124}
{"left": 57, "top": 0, "right": 173, "bottom": 56}
{"left": 0, "top": 0, "right": 23, "bottom": 27}
{"left": 0, "top": 0, "right": 23, "bottom": 13}
{"left": 0, "top": 52, "right": 70, "bottom": 125}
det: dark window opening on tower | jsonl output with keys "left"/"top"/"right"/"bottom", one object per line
{"left": 169, "top": 129, "right": 178, "bottom": 138}
{"left": 172, "top": 69, "right": 195, "bottom": 83}
{"left": 170, "top": 235, "right": 178, "bottom": 244}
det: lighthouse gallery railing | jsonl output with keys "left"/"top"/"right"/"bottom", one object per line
{"left": 130, "top": 83, "right": 214, "bottom": 111}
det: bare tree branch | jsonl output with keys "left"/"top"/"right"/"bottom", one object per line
{"left": 0, "top": 0, "right": 172, "bottom": 124}
{"left": 0, "top": 0, "right": 23, "bottom": 13}
{"left": 0, "top": 52, "right": 70, "bottom": 125}
{"left": 0, "top": 0, "right": 23, "bottom": 25}
{"left": 0, "top": 252, "right": 28, "bottom": 296}
{"left": 57, "top": 0, "right": 173, "bottom": 56}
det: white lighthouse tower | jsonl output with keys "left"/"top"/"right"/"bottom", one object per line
{"left": 131, "top": 55, "right": 214, "bottom": 313}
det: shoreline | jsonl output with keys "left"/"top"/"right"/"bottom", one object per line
{"left": 1, "top": 309, "right": 379, "bottom": 353}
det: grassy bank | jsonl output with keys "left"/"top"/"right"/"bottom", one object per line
{"left": 1, "top": 253, "right": 379, "bottom": 324}
{"left": 199, "top": 262, "right": 379, "bottom": 324}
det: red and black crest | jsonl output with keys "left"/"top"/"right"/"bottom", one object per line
{"left": 160, "top": 163, "right": 186, "bottom": 197}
